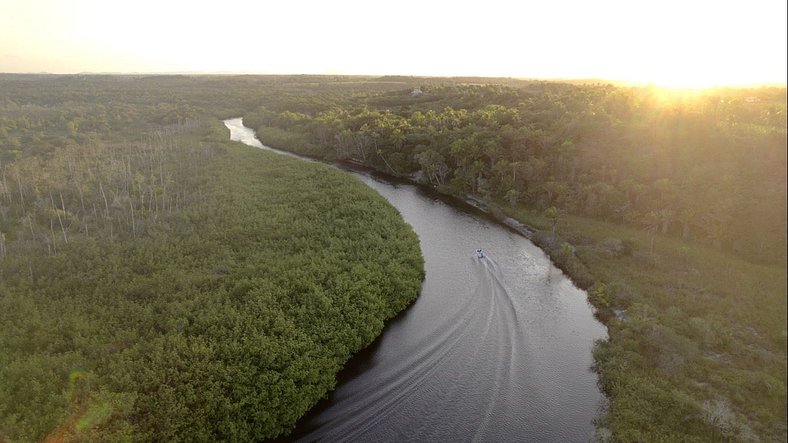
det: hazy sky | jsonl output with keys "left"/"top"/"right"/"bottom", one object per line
{"left": 1, "top": 0, "right": 786, "bottom": 87}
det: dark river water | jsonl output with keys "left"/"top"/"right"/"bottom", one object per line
{"left": 224, "top": 118, "right": 607, "bottom": 442}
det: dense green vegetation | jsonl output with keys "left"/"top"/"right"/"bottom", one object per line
{"left": 239, "top": 79, "right": 787, "bottom": 441}
{"left": 1, "top": 74, "right": 784, "bottom": 441}
{"left": 243, "top": 83, "right": 786, "bottom": 265}
{"left": 0, "top": 75, "right": 423, "bottom": 441}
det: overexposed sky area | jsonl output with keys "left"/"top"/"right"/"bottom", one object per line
{"left": 1, "top": 0, "right": 786, "bottom": 87}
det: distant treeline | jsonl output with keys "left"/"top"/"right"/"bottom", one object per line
{"left": 0, "top": 76, "right": 423, "bottom": 441}
{"left": 243, "top": 83, "right": 787, "bottom": 265}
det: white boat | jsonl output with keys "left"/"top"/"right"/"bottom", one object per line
{"left": 476, "top": 249, "right": 485, "bottom": 258}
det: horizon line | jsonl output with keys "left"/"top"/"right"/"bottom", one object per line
{"left": 1, "top": 71, "right": 785, "bottom": 89}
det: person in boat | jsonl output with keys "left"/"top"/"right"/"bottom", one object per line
{"left": 476, "top": 248, "right": 484, "bottom": 258}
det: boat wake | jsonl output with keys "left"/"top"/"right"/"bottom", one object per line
{"left": 297, "top": 252, "right": 528, "bottom": 442}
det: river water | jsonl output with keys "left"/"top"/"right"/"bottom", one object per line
{"left": 224, "top": 118, "right": 607, "bottom": 442}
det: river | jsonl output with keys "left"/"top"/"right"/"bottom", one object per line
{"left": 224, "top": 118, "right": 607, "bottom": 442}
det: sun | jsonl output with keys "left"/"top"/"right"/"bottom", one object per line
{"left": 621, "top": 57, "right": 780, "bottom": 90}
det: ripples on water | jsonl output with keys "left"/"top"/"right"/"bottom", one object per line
{"left": 224, "top": 118, "right": 607, "bottom": 442}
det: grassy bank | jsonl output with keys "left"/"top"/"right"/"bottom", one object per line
{"left": 491, "top": 202, "right": 787, "bottom": 441}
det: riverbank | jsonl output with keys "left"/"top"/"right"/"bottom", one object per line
{"left": 314, "top": 157, "right": 600, "bottom": 314}
{"left": 249, "top": 122, "right": 787, "bottom": 441}
{"left": 403, "top": 183, "right": 787, "bottom": 440}
{"left": 244, "top": 121, "right": 603, "bottom": 305}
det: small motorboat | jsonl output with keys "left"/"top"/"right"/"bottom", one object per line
{"left": 476, "top": 248, "right": 485, "bottom": 258}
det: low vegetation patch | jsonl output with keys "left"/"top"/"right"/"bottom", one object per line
{"left": 499, "top": 204, "right": 786, "bottom": 441}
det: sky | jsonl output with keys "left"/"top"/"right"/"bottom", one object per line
{"left": 1, "top": 0, "right": 786, "bottom": 87}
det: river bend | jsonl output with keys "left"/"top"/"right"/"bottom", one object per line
{"left": 225, "top": 118, "right": 607, "bottom": 442}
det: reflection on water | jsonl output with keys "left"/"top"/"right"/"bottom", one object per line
{"left": 224, "top": 118, "right": 607, "bottom": 442}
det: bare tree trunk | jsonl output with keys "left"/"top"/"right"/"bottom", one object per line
{"left": 78, "top": 185, "right": 85, "bottom": 213}
{"left": 377, "top": 151, "right": 398, "bottom": 175}
{"left": 49, "top": 219, "right": 57, "bottom": 254}
{"left": 66, "top": 148, "right": 75, "bottom": 176}
{"left": 650, "top": 230, "right": 657, "bottom": 265}
{"left": 159, "top": 154, "right": 166, "bottom": 202}
{"left": 1, "top": 163, "right": 10, "bottom": 204}
{"left": 16, "top": 176, "right": 25, "bottom": 214}
{"left": 99, "top": 181, "right": 110, "bottom": 219}
{"left": 129, "top": 198, "right": 136, "bottom": 238}
{"left": 124, "top": 157, "right": 131, "bottom": 195}
{"left": 51, "top": 192, "right": 68, "bottom": 244}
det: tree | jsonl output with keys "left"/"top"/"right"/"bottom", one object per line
{"left": 641, "top": 210, "right": 661, "bottom": 259}
{"left": 544, "top": 206, "right": 559, "bottom": 236}
{"left": 415, "top": 149, "right": 448, "bottom": 187}
{"left": 504, "top": 189, "right": 520, "bottom": 206}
